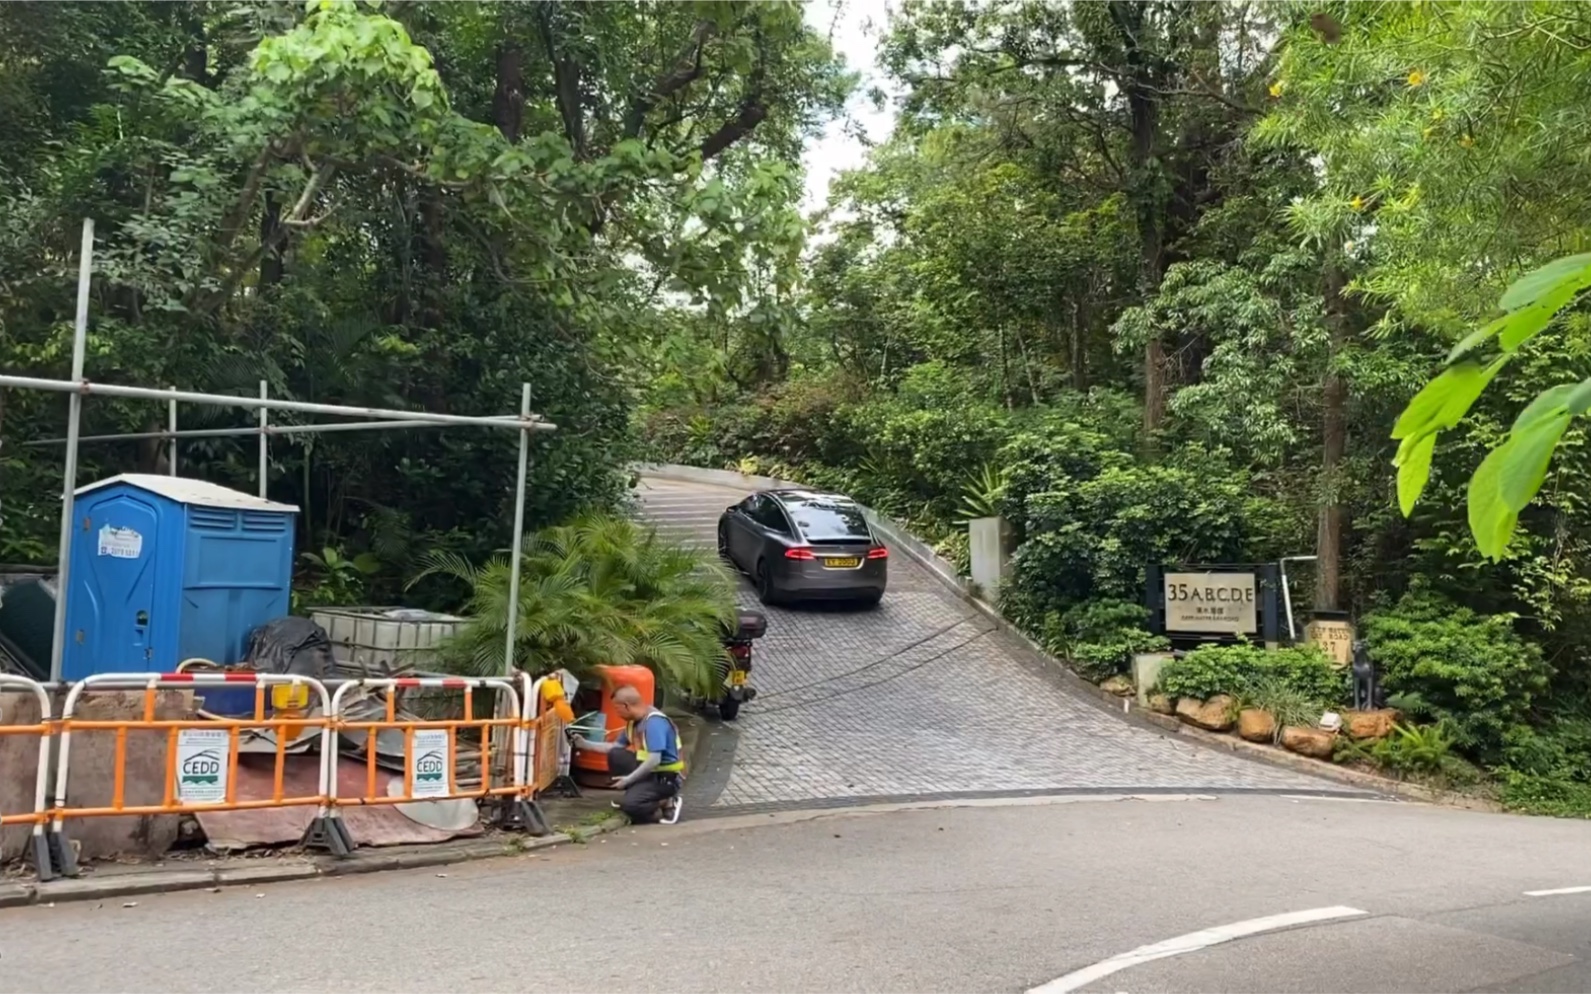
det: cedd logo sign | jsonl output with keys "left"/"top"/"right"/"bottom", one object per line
{"left": 415, "top": 750, "right": 446, "bottom": 782}
{"left": 180, "top": 749, "right": 223, "bottom": 786}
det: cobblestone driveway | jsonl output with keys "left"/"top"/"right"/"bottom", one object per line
{"left": 637, "top": 475, "right": 1367, "bottom": 812}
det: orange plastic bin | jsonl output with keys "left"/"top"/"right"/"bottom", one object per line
{"left": 572, "top": 665, "right": 656, "bottom": 774}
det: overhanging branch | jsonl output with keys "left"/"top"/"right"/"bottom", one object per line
{"left": 698, "top": 100, "right": 768, "bottom": 161}
{"left": 624, "top": 19, "right": 717, "bottom": 140}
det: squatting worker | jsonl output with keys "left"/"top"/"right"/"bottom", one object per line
{"left": 570, "top": 686, "right": 683, "bottom": 824}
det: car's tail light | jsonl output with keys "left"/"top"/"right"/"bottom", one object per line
{"left": 785, "top": 547, "right": 816, "bottom": 560}
{"left": 729, "top": 643, "right": 751, "bottom": 661}
{"left": 867, "top": 546, "right": 889, "bottom": 559}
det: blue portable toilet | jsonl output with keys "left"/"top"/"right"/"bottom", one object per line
{"left": 62, "top": 474, "right": 298, "bottom": 681}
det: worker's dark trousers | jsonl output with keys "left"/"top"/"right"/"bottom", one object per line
{"left": 607, "top": 750, "right": 680, "bottom": 824}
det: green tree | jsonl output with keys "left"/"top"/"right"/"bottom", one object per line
{"left": 0, "top": 0, "right": 851, "bottom": 585}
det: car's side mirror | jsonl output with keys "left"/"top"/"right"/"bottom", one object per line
{"left": 726, "top": 505, "right": 738, "bottom": 513}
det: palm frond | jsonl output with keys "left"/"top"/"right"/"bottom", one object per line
{"left": 414, "top": 511, "right": 736, "bottom": 695}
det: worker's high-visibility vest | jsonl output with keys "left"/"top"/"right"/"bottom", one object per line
{"left": 626, "top": 709, "right": 685, "bottom": 774}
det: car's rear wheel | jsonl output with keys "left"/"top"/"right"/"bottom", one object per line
{"left": 718, "top": 697, "right": 741, "bottom": 722}
{"left": 858, "top": 591, "right": 884, "bottom": 609}
{"left": 717, "top": 525, "right": 732, "bottom": 564}
{"left": 755, "top": 559, "right": 778, "bottom": 605}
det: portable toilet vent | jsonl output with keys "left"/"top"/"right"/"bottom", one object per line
{"left": 62, "top": 474, "right": 298, "bottom": 682}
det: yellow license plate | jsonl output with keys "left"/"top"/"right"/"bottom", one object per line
{"left": 823, "top": 556, "right": 860, "bottom": 568}
{"left": 728, "top": 670, "right": 747, "bottom": 687}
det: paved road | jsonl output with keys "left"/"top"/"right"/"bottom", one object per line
{"left": 635, "top": 475, "right": 1362, "bottom": 813}
{"left": 7, "top": 795, "right": 1591, "bottom": 992}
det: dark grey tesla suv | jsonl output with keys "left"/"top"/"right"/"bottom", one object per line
{"left": 717, "top": 489, "right": 888, "bottom": 606}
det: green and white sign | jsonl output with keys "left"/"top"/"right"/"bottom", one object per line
{"left": 411, "top": 729, "right": 451, "bottom": 798}
{"left": 175, "top": 728, "right": 230, "bottom": 804}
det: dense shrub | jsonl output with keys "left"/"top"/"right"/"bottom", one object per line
{"left": 1500, "top": 770, "right": 1591, "bottom": 819}
{"left": 752, "top": 372, "right": 867, "bottom": 465}
{"left": 1071, "top": 629, "right": 1171, "bottom": 682}
{"left": 997, "top": 411, "right": 1134, "bottom": 530}
{"left": 1062, "top": 599, "right": 1154, "bottom": 643}
{"left": 894, "top": 360, "right": 988, "bottom": 410}
{"left": 1006, "top": 463, "right": 1250, "bottom": 614}
{"left": 1361, "top": 592, "right": 1550, "bottom": 758}
{"left": 1036, "top": 599, "right": 1169, "bottom": 681}
{"left": 842, "top": 396, "right": 1011, "bottom": 521}
{"left": 1155, "top": 642, "right": 1345, "bottom": 704}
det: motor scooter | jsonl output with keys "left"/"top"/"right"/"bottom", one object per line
{"left": 709, "top": 609, "right": 766, "bottom": 721}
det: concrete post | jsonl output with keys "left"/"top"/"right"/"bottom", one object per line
{"left": 968, "top": 516, "right": 1014, "bottom": 602}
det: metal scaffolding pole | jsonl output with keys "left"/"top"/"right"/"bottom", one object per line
{"left": 0, "top": 374, "right": 558, "bottom": 431}
{"left": 49, "top": 218, "right": 94, "bottom": 683}
{"left": 258, "top": 380, "right": 268, "bottom": 499}
{"left": 22, "top": 416, "right": 519, "bottom": 448}
{"left": 503, "top": 383, "right": 531, "bottom": 674}
{"left": 167, "top": 386, "right": 177, "bottom": 476}
{"left": 21, "top": 217, "right": 554, "bottom": 683}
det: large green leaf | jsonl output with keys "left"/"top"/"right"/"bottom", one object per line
{"left": 1393, "top": 363, "right": 1481, "bottom": 440}
{"left": 1467, "top": 444, "right": 1519, "bottom": 561}
{"left": 1498, "top": 411, "right": 1570, "bottom": 512}
{"left": 1395, "top": 432, "right": 1436, "bottom": 517}
{"left": 1436, "top": 355, "right": 1510, "bottom": 427}
{"left": 1499, "top": 252, "right": 1591, "bottom": 312}
{"left": 1392, "top": 357, "right": 1509, "bottom": 442}
{"left": 1435, "top": 256, "right": 1591, "bottom": 361}
{"left": 1513, "top": 383, "right": 1577, "bottom": 431}
{"left": 1567, "top": 377, "right": 1591, "bottom": 416}
{"left": 1446, "top": 314, "right": 1506, "bottom": 364}
{"left": 1498, "top": 278, "right": 1589, "bottom": 352}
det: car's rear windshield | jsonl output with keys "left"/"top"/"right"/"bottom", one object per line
{"left": 785, "top": 498, "right": 871, "bottom": 540}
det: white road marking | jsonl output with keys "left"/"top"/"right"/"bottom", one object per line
{"left": 1026, "top": 906, "right": 1369, "bottom": 993}
{"left": 1525, "top": 885, "right": 1591, "bottom": 897}
{"left": 1278, "top": 794, "right": 1401, "bottom": 805}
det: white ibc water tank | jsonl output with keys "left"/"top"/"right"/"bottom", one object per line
{"left": 311, "top": 606, "right": 464, "bottom": 672}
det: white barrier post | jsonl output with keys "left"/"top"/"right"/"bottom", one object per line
{"left": 0, "top": 675, "right": 57, "bottom": 880}
{"left": 519, "top": 675, "right": 555, "bottom": 836}
{"left": 324, "top": 677, "right": 526, "bottom": 851}
{"left": 517, "top": 672, "right": 535, "bottom": 795}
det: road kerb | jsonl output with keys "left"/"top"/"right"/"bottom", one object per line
{"left": 34, "top": 869, "right": 219, "bottom": 903}
{"left": 11, "top": 816, "right": 629, "bottom": 907}
{"left": 1, "top": 881, "right": 34, "bottom": 908}
{"left": 212, "top": 862, "right": 322, "bottom": 887}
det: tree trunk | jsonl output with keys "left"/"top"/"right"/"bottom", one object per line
{"left": 417, "top": 186, "right": 446, "bottom": 328}
{"left": 491, "top": 43, "right": 525, "bottom": 143}
{"left": 1015, "top": 327, "right": 1041, "bottom": 405}
{"left": 1110, "top": 0, "right": 1168, "bottom": 438}
{"left": 138, "top": 422, "right": 170, "bottom": 475}
{"left": 181, "top": 5, "right": 209, "bottom": 87}
{"left": 1314, "top": 261, "right": 1349, "bottom": 612}
{"left": 1071, "top": 297, "right": 1089, "bottom": 391}
{"left": 997, "top": 326, "right": 1014, "bottom": 410}
{"left": 259, "top": 193, "right": 284, "bottom": 289}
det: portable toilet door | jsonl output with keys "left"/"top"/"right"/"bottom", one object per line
{"left": 64, "top": 481, "right": 165, "bottom": 679}
{"left": 63, "top": 474, "right": 299, "bottom": 682}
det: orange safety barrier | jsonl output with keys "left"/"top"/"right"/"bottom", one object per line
{"left": 325, "top": 677, "right": 540, "bottom": 845}
{"left": 49, "top": 671, "right": 336, "bottom": 876}
{"left": 0, "top": 674, "right": 56, "bottom": 880}
{"left": 521, "top": 671, "right": 579, "bottom": 806}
